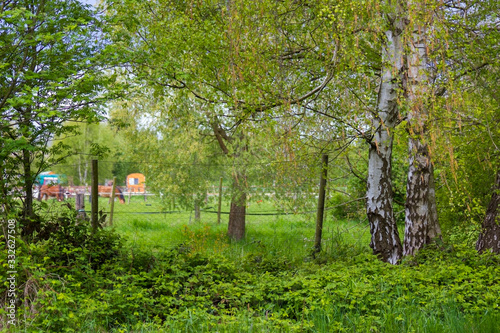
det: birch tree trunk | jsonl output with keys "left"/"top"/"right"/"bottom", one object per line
{"left": 403, "top": 3, "right": 442, "bottom": 256}
{"left": 366, "top": 11, "right": 404, "bottom": 264}
{"left": 476, "top": 169, "right": 500, "bottom": 253}
{"left": 403, "top": 135, "right": 431, "bottom": 256}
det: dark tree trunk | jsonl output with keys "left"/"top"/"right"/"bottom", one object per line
{"left": 91, "top": 159, "right": 99, "bottom": 234}
{"left": 227, "top": 171, "right": 246, "bottom": 240}
{"left": 476, "top": 170, "right": 500, "bottom": 254}
{"left": 228, "top": 200, "right": 246, "bottom": 240}
{"left": 194, "top": 201, "right": 201, "bottom": 221}
{"left": 314, "top": 154, "right": 328, "bottom": 253}
{"left": 427, "top": 164, "right": 442, "bottom": 241}
{"left": 22, "top": 148, "right": 33, "bottom": 219}
{"left": 211, "top": 119, "right": 248, "bottom": 240}
{"left": 0, "top": 142, "right": 8, "bottom": 216}
{"left": 20, "top": 148, "right": 39, "bottom": 238}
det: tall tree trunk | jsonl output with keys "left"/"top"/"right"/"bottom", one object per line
{"left": 22, "top": 148, "right": 33, "bottom": 220}
{"left": 192, "top": 155, "right": 202, "bottom": 222}
{"left": 194, "top": 200, "right": 201, "bottom": 221}
{"left": 223, "top": 0, "right": 247, "bottom": 240}
{"left": 403, "top": 3, "right": 442, "bottom": 256}
{"left": 21, "top": 148, "right": 38, "bottom": 238}
{"left": 0, "top": 142, "right": 7, "bottom": 210}
{"left": 79, "top": 124, "right": 89, "bottom": 185}
{"left": 314, "top": 154, "right": 328, "bottom": 253}
{"left": 78, "top": 155, "right": 83, "bottom": 185}
{"left": 366, "top": 12, "right": 404, "bottom": 264}
{"left": 427, "top": 164, "right": 442, "bottom": 241}
{"left": 227, "top": 170, "right": 246, "bottom": 240}
{"left": 403, "top": 135, "right": 431, "bottom": 256}
{"left": 210, "top": 120, "right": 248, "bottom": 240}
{"left": 0, "top": 141, "right": 10, "bottom": 235}
{"left": 476, "top": 169, "right": 500, "bottom": 253}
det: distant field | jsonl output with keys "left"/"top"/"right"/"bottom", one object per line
{"left": 38, "top": 193, "right": 372, "bottom": 259}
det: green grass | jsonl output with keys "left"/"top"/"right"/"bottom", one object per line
{"left": 17, "top": 197, "right": 499, "bottom": 333}
{"left": 101, "top": 195, "right": 371, "bottom": 262}
{"left": 38, "top": 194, "right": 371, "bottom": 259}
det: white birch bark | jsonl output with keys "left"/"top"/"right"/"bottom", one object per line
{"left": 366, "top": 12, "right": 404, "bottom": 264}
{"left": 403, "top": 3, "right": 442, "bottom": 256}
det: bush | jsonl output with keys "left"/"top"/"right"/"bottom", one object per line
{"left": 328, "top": 192, "right": 363, "bottom": 220}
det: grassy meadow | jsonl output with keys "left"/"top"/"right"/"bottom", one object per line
{"left": 105, "top": 195, "right": 371, "bottom": 260}
{"left": 2, "top": 196, "right": 500, "bottom": 332}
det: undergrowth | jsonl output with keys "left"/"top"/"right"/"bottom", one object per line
{"left": 1, "top": 209, "right": 499, "bottom": 332}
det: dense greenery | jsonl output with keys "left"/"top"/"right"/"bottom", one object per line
{"left": 1, "top": 0, "right": 499, "bottom": 331}
{"left": 52, "top": 122, "right": 133, "bottom": 186}
{"left": 1, "top": 202, "right": 499, "bottom": 332}
{"left": 101, "top": 0, "right": 500, "bottom": 255}
{"left": 0, "top": 0, "right": 119, "bottom": 233}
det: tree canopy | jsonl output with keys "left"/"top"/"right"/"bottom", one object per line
{"left": 0, "top": 0, "right": 118, "bottom": 233}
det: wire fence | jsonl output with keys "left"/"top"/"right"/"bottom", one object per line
{"left": 35, "top": 157, "right": 369, "bottom": 236}
{"left": 39, "top": 191, "right": 366, "bottom": 218}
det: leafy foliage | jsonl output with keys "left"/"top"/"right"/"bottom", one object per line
{"left": 2, "top": 212, "right": 499, "bottom": 332}
{"left": 0, "top": 0, "right": 118, "bottom": 227}
{"left": 52, "top": 122, "right": 129, "bottom": 186}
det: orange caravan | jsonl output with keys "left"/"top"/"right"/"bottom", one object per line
{"left": 126, "top": 173, "right": 146, "bottom": 193}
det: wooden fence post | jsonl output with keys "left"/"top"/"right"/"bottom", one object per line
{"left": 109, "top": 177, "right": 117, "bottom": 227}
{"left": 217, "top": 177, "right": 223, "bottom": 224}
{"left": 91, "top": 159, "right": 98, "bottom": 234}
{"left": 314, "top": 154, "right": 328, "bottom": 254}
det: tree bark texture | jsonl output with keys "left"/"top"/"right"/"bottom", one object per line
{"left": 0, "top": 143, "right": 8, "bottom": 217}
{"left": 211, "top": 120, "right": 248, "bottom": 240}
{"left": 366, "top": 16, "right": 404, "bottom": 264}
{"left": 403, "top": 135, "right": 431, "bottom": 256}
{"left": 427, "top": 163, "right": 442, "bottom": 240}
{"left": 194, "top": 201, "right": 201, "bottom": 221}
{"left": 217, "top": 177, "right": 223, "bottom": 224}
{"left": 22, "top": 148, "right": 34, "bottom": 220}
{"left": 228, "top": 171, "right": 246, "bottom": 240}
{"left": 403, "top": 4, "right": 442, "bottom": 256}
{"left": 20, "top": 147, "right": 39, "bottom": 237}
{"left": 476, "top": 170, "right": 500, "bottom": 254}
{"left": 314, "top": 154, "right": 328, "bottom": 253}
{"left": 91, "top": 159, "right": 99, "bottom": 234}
